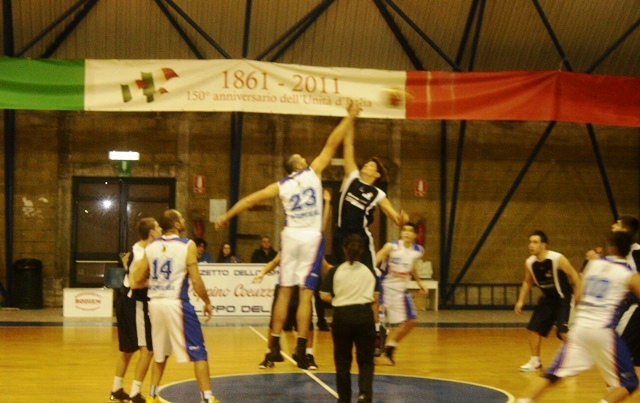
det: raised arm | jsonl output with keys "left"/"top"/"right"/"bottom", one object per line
{"left": 214, "top": 182, "right": 280, "bottom": 230}
{"left": 310, "top": 101, "right": 360, "bottom": 176}
{"left": 378, "top": 198, "right": 409, "bottom": 226}
{"left": 342, "top": 117, "right": 358, "bottom": 176}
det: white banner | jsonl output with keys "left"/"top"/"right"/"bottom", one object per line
{"left": 189, "top": 263, "right": 278, "bottom": 316}
{"left": 84, "top": 59, "right": 407, "bottom": 119}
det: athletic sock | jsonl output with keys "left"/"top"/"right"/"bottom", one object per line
{"left": 112, "top": 376, "right": 124, "bottom": 392}
{"left": 130, "top": 380, "right": 142, "bottom": 397}
{"left": 202, "top": 390, "right": 213, "bottom": 403}
{"left": 149, "top": 385, "right": 157, "bottom": 398}
{"left": 306, "top": 347, "right": 313, "bottom": 355}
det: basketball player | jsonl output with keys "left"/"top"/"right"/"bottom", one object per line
{"left": 130, "top": 209, "right": 218, "bottom": 403}
{"left": 376, "top": 222, "right": 427, "bottom": 365}
{"left": 612, "top": 215, "right": 640, "bottom": 365}
{"left": 514, "top": 230, "right": 581, "bottom": 372}
{"left": 253, "top": 189, "right": 333, "bottom": 370}
{"left": 109, "top": 217, "right": 160, "bottom": 403}
{"left": 332, "top": 116, "right": 408, "bottom": 354}
{"left": 215, "top": 101, "right": 361, "bottom": 370}
{"left": 516, "top": 231, "right": 640, "bottom": 403}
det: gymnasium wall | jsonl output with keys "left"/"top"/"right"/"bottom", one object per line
{"left": 0, "top": 111, "right": 638, "bottom": 307}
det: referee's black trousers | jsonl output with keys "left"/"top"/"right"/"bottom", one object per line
{"left": 332, "top": 304, "right": 376, "bottom": 402}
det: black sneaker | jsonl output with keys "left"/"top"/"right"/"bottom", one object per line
{"left": 382, "top": 346, "right": 395, "bottom": 366}
{"left": 109, "top": 388, "right": 130, "bottom": 402}
{"left": 292, "top": 347, "right": 309, "bottom": 369}
{"left": 306, "top": 354, "right": 318, "bottom": 370}
{"left": 268, "top": 349, "right": 284, "bottom": 362}
{"left": 129, "top": 394, "right": 146, "bottom": 403}
{"left": 317, "top": 321, "right": 330, "bottom": 331}
{"left": 258, "top": 354, "right": 274, "bottom": 369}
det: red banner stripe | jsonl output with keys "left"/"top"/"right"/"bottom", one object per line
{"left": 405, "top": 70, "right": 640, "bottom": 127}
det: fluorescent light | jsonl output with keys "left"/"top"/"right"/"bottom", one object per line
{"left": 109, "top": 151, "right": 139, "bottom": 161}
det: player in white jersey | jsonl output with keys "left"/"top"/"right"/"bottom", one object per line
{"left": 516, "top": 231, "right": 640, "bottom": 403}
{"left": 215, "top": 101, "right": 361, "bottom": 370}
{"left": 130, "top": 209, "right": 218, "bottom": 403}
{"left": 375, "top": 223, "right": 427, "bottom": 365}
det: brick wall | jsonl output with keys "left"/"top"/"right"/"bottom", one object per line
{"left": 0, "top": 111, "right": 637, "bottom": 306}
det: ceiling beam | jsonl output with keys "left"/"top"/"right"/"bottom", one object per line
{"left": 587, "top": 17, "right": 640, "bottom": 74}
{"left": 41, "top": 0, "right": 100, "bottom": 58}
{"left": 155, "top": 0, "right": 205, "bottom": 59}
{"left": 373, "top": 0, "right": 423, "bottom": 70}
{"left": 531, "top": 0, "right": 573, "bottom": 72}
{"left": 384, "top": 0, "right": 461, "bottom": 71}
{"left": 255, "top": 0, "right": 335, "bottom": 61}
{"left": 163, "top": 0, "right": 231, "bottom": 59}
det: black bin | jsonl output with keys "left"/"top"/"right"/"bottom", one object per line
{"left": 12, "top": 258, "right": 43, "bottom": 309}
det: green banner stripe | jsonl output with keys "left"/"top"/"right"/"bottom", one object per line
{"left": 0, "top": 58, "right": 85, "bottom": 110}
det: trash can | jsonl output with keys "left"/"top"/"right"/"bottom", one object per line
{"left": 12, "top": 258, "right": 43, "bottom": 309}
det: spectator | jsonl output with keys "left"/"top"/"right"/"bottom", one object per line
{"left": 217, "top": 242, "right": 241, "bottom": 263}
{"left": 195, "top": 238, "right": 213, "bottom": 263}
{"left": 251, "top": 236, "right": 278, "bottom": 263}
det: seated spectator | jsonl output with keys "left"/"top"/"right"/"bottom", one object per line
{"left": 251, "top": 236, "right": 278, "bottom": 263}
{"left": 195, "top": 238, "right": 213, "bottom": 263}
{"left": 217, "top": 242, "right": 241, "bottom": 263}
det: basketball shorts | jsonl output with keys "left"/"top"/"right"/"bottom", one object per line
{"left": 279, "top": 227, "right": 323, "bottom": 289}
{"left": 379, "top": 286, "right": 417, "bottom": 324}
{"left": 148, "top": 298, "right": 207, "bottom": 363}
{"left": 545, "top": 325, "right": 638, "bottom": 393}
{"left": 527, "top": 296, "right": 571, "bottom": 338}
{"left": 115, "top": 292, "right": 152, "bottom": 353}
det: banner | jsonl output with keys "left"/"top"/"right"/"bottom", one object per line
{"left": 191, "top": 263, "right": 278, "bottom": 317}
{"left": 1, "top": 57, "right": 639, "bottom": 127}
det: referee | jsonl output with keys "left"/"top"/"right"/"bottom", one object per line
{"left": 320, "top": 234, "right": 378, "bottom": 403}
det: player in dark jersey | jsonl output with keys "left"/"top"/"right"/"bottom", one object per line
{"left": 332, "top": 120, "right": 409, "bottom": 357}
{"left": 514, "top": 230, "right": 581, "bottom": 372}
{"left": 612, "top": 216, "right": 640, "bottom": 365}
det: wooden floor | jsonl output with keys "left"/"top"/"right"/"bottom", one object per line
{"left": 0, "top": 308, "right": 638, "bottom": 403}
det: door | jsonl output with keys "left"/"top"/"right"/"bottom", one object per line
{"left": 71, "top": 177, "right": 175, "bottom": 287}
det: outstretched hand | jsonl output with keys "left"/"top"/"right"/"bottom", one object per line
{"left": 346, "top": 99, "right": 362, "bottom": 119}
{"left": 399, "top": 210, "right": 410, "bottom": 226}
{"left": 214, "top": 215, "right": 229, "bottom": 230}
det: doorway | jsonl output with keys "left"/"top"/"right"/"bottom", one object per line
{"left": 71, "top": 177, "right": 175, "bottom": 287}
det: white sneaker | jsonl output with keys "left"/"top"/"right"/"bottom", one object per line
{"left": 519, "top": 358, "right": 541, "bottom": 372}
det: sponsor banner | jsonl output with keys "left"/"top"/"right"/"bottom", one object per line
{"left": 190, "top": 263, "right": 278, "bottom": 316}
{"left": 62, "top": 288, "right": 113, "bottom": 317}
